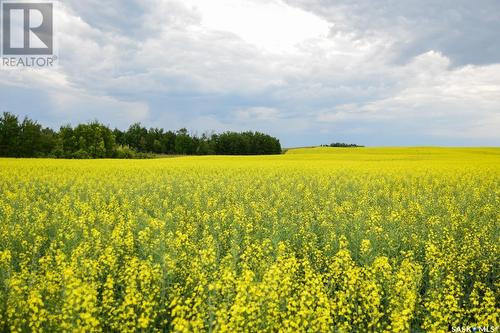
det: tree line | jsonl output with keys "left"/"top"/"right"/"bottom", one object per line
{"left": 0, "top": 112, "right": 282, "bottom": 158}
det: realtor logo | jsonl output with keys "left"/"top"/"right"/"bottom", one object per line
{"left": 1, "top": 0, "right": 56, "bottom": 67}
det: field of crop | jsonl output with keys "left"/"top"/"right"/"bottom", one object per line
{"left": 0, "top": 148, "right": 499, "bottom": 332}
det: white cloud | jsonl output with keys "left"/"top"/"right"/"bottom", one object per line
{"left": 235, "top": 107, "right": 281, "bottom": 121}
{"left": 182, "top": 0, "right": 330, "bottom": 54}
{"left": 315, "top": 51, "right": 500, "bottom": 140}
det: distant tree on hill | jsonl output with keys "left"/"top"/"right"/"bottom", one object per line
{"left": 322, "top": 142, "right": 364, "bottom": 148}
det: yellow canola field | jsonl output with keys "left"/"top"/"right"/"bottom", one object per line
{"left": 0, "top": 147, "right": 499, "bottom": 332}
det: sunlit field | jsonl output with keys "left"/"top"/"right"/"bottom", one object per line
{"left": 0, "top": 148, "right": 499, "bottom": 332}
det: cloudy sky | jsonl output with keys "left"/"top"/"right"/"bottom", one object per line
{"left": 1, "top": 0, "right": 499, "bottom": 147}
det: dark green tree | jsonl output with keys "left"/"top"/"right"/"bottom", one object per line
{"left": 125, "top": 123, "right": 148, "bottom": 152}
{"left": 18, "top": 117, "right": 43, "bottom": 157}
{"left": 0, "top": 112, "right": 21, "bottom": 157}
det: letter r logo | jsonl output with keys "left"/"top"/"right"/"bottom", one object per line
{"left": 1, "top": 2, "right": 53, "bottom": 55}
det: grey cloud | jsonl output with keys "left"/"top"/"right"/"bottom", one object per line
{"left": 284, "top": 0, "right": 500, "bottom": 66}
{"left": 64, "top": 0, "right": 201, "bottom": 38}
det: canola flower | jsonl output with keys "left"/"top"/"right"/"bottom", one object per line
{"left": 0, "top": 147, "right": 499, "bottom": 332}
